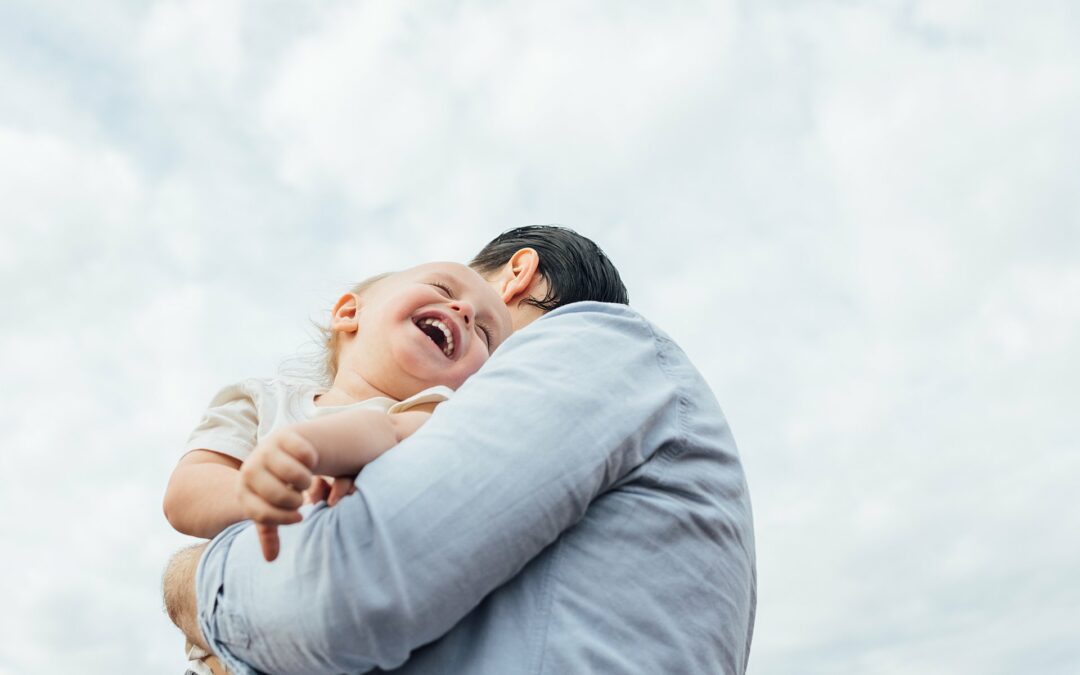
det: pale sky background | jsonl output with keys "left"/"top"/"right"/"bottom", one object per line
{"left": 1, "top": 2, "right": 1077, "bottom": 674}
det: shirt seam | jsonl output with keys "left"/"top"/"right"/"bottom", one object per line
{"left": 648, "top": 331, "right": 690, "bottom": 460}
{"left": 529, "top": 537, "right": 566, "bottom": 675}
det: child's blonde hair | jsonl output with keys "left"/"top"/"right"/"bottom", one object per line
{"left": 318, "top": 272, "right": 394, "bottom": 384}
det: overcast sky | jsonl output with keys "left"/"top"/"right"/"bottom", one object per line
{"left": 1, "top": 2, "right": 1077, "bottom": 673}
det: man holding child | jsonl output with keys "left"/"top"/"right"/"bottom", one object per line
{"left": 165, "top": 226, "right": 756, "bottom": 674}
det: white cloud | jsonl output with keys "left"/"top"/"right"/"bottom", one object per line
{"left": 138, "top": 0, "right": 247, "bottom": 100}
{"left": 0, "top": 1, "right": 1077, "bottom": 673}
{"left": 0, "top": 127, "right": 142, "bottom": 272}
{"left": 258, "top": 1, "right": 737, "bottom": 214}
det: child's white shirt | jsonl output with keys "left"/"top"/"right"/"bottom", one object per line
{"left": 184, "top": 377, "right": 453, "bottom": 462}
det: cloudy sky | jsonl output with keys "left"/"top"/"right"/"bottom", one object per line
{"left": 1, "top": 1, "right": 1077, "bottom": 673}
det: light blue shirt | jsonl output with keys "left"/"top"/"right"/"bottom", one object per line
{"left": 197, "top": 302, "right": 756, "bottom": 674}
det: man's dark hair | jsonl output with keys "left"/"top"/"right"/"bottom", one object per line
{"left": 470, "top": 225, "right": 629, "bottom": 311}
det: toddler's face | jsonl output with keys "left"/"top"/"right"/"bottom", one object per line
{"left": 351, "top": 262, "right": 513, "bottom": 398}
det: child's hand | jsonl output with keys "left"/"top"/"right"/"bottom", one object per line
{"left": 327, "top": 476, "right": 356, "bottom": 506}
{"left": 238, "top": 429, "right": 317, "bottom": 562}
{"left": 304, "top": 476, "right": 332, "bottom": 504}
{"left": 305, "top": 475, "right": 358, "bottom": 506}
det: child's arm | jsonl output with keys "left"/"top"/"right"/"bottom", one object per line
{"left": 298, "top": 407, "right": 430, "bottom": 476}
{"left": 163, "top": 450, "right": 246, "bottom": 538}
{"left": 239, "top": 408, "right": 431, "bottom": 561}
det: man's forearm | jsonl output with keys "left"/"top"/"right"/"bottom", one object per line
{"left": 291, "top": 409, "right": 429, "bottom": 477}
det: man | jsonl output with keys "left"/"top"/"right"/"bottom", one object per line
{"left": 165, "top": 226, "right": 756, "bottom": 674}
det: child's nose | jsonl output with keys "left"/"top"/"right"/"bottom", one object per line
{"left": 449, "top": 301, "right": 473, "bottom": 325}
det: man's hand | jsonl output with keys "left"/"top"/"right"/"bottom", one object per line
{"left": 238, "top": 429, "right": 318, "bottom": 562}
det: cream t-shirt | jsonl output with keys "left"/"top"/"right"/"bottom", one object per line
{"left": 185, "top": 377, "right": 453, "bottom": 462}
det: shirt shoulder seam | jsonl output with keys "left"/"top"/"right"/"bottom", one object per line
{"left": 644, "top": 326, "right": 689, "bottom": 459}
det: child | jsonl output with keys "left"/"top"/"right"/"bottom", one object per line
{"left": 165, "top": 261, "right": 512, "bottom": 674}
{"left": 165, "top": 260, "right": 512, "bottom": 553}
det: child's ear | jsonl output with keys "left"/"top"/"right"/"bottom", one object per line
{"left": 494, "top": 247, "right": 542, "bottom": 305}
{"left": 330, "top": 293, "right": 361, "bottom": 334}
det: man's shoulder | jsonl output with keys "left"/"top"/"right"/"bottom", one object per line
{"left": 542, "top": 301, "right": 646, "bottom": 322}
{"left": 529, "top": 302, "right": 659, "bottom": 340}
{"left": 538, "top": 303, "right": 720, "bottom": 411}
{"left": 532, "top": 302, "right": 687, "bottom": 361}
{"left": 490, "top": 302, "right": 708, "bottom": 402}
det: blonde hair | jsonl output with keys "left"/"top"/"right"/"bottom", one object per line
{"left": 318, "top": 272, "right": 393, "bottom": 384}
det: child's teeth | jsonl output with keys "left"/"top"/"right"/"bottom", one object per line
{"left": 422, "top": 318, "right": 454, "bottom": 357}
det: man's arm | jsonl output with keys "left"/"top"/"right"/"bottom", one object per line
{"left": 203, "top": 304, "right": 681, "bottom": 674}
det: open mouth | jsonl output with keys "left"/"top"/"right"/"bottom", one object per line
{"left": 415, "top": 316, "right": 456, "bottom": 359}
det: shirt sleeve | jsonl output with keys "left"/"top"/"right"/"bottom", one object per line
{"left": 184, "top": 381, "right": 259, "bottom": 462}
{"left": 275, "top": 303, "right": 683, "bottom": 670}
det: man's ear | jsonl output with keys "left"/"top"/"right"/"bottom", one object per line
{"left": 492, "top": 247, "right": 542, "bottom": 306}
{"left": 330, "top": 293, "right": 361, "bottom": 334}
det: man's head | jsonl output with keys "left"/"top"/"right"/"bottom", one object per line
{"left": 470, "top": 225, "right": 628, "bottom": 330}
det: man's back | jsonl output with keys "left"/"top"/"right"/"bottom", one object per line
{"left": 382, "top": 316, "right": 756, "bottom": 674}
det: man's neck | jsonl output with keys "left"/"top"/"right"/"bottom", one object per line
{"left": 509, "top": 299, "right": 546, "bottom": 330}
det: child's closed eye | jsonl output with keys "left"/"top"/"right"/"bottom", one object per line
{"left": 429, "top": 281, "right": 453, "bottom": 296}
{"left": 476, "top": 321, "right": 493, "bottom": 351}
